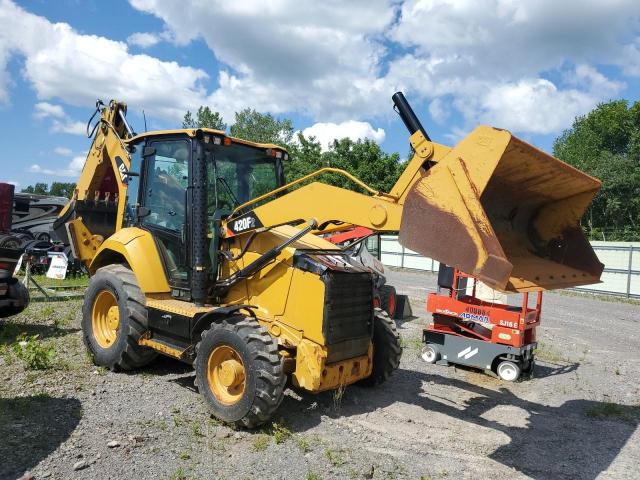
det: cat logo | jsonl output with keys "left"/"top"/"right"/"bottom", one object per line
{"left": 115, "top": 156, "right": 129, "bottom": 184}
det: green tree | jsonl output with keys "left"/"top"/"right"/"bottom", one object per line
{"left": 182, "top": 106, "right": 226, "bottom": 130}
{"left": 22, "top": 183, "right": 49, "bottom": 195}
{"left": 230, "top": 109, "right": 293, "bottom": 147}
{"left": 49, "top": 182, "right": 76, "bottom": 198}
{"left": 553, "top": 100, "right": 640, "bottom": 240}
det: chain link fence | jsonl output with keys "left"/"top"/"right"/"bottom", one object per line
{"left": 375, "top": 235, "right": 640, "bottom": 299}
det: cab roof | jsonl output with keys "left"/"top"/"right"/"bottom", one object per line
{"left": 126, "top": 128, "right": 288, "bottom": 152}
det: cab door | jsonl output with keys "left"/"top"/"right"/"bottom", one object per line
{"left": 140, "top": 138, "right": 192, "bottom": 293}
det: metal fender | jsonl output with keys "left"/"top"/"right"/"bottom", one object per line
{"left": 89, "top": 227, "right": 170, "bottom": 293}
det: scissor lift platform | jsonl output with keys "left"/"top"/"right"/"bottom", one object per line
{"left": 422, "top": 266, "right": 541, "bottom": 381}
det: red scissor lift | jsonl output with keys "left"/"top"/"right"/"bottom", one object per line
{"left": 422, "top": 266, "right": 541, "bottom": 381}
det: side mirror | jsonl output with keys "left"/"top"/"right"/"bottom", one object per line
{"left": 136, "top": 206, "right": 151, "bottom": 219}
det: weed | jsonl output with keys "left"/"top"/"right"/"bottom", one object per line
{"left": 159, "top": 420, "right": 168, "bottom": 431}
{"left": 296, "top": 435, "right": 311, "bottom": 453}
{"left": 271, "top": 422, "right": 292, "bottom": 444}
{"left": 96, "top": 366, "right": 108, "bottom": 376}
{"left": 615, "top": 367, "right": 621, "bottom": 375}
{"left": 12, "top": 334, "right": 56, "bottom": 370}
{"left": 325, "top": 448, "right": 347, "bottom": 466}
{"left": 168, "top": 467, "right": 187, "bottom": 480}
{"left": 41, "top": 305, "right": 55, "bottom": 319}
{"left": 332, "top": 384, "right": 346, "bottom": 413}
{"left": 252, "top": 434, "right": 270, "bottom": 451}
{"left": 173, "top": 415, "right": 182, "bottom": 428}
{"left": 585, "top": 402, "right": 640, "bottom": 420}
{"left": 0, "top": 344, "right": 13, "bottom": 365}
{"left": 192, "top": 420, "right": 204, "bottom": 438}
{"left": 306, "top": 471, "right": 322, "bottom": 480}
{"left": 179, "top": 451, "right": 191, "bottom": 460}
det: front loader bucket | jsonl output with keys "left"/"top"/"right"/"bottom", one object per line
{"left": 399, "top": 126, "right": 603, "bottom": 292}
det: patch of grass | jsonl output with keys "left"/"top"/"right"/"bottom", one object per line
{"left": 252, "top": 434, "right": 270, "bottom": 452}
{"left": 324, "top": 448, "right": 347, "bottom": 466}
{"left": 40, "top": 305, "right": 55, "bottom": 319}
{"left": 585, "top": 402, "right": 640, "bottom": 420}
{"left": 192, "top": 420, "right": 204, "bottom": 438}
{"left": 306, "top": 471, "right": 322, "bottom": 480}
{"left": 179, "top": 450, "right": 190, "bottom": 460}
{"left": 96, "top": 366, "right": 108, "bottom": 376}
{"left": 296, "top": 435, "right": 311, "bottom": 453}
{"left": 559, "top": 289, "right": 640, "bottom": 306}
{"left": 535, "top": 341, "right": 568, "bottom": 363}
{"left": 167, "top": 467, "right": 188, "bottom": 480}
{"left": 12, "top": 334, "right": 56, "bottom": 370}
{"left": 271, "top": 422, "right": 292, "bottom": 444}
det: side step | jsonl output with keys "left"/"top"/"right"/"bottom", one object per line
{"left": 138, "top": 332, "right": 194, "bottom": 362}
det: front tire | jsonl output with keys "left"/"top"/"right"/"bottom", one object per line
{"left": 195, "top": 317, "right": 286, "bottom": 428}
{"left": 82, "top": 264, "right": 157, "bottom": 370}
{"left": 359, "top": 308, "right": 402, "bottom": 387}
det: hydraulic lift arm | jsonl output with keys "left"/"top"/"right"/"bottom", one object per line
{"left": 223, "top": 93, "right": 604, "bottom": 292}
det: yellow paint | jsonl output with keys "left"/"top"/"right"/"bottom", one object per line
{"left": 206, "top": 345, "right": 246, "bottom": 405}
{"left": 66, "top": 218, "right": 104, "bottom": 265}
{"left": 91, "top": 290, "right": 119, "bottom": 349}
{"left": 90, "top": 227, "right": 170, "bottom": 293}
{"left": 292, "top": 340, "right": 372, "bottom": 392}
{"left": 138, "top": 336, "right": 185, "bottom": 359}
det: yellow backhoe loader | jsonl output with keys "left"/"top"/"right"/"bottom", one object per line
{"left": 54, "top": 93, "right": 602, "bottom": 427}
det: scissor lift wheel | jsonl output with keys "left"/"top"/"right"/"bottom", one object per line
{"left": 497, "top": 360, "right": 521, "bottom": 382}
{"left": 421, "top": 343, "right": 439, "bottom": 364}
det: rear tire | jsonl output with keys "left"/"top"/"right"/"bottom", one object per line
{"left": 82, "top": 264, "right": 157, "bottom": 370}
{"left": 195, "top": 316, "right": 286, "bottom": 428}
{"left": 358, "top": 308, "right": 402, "bottom": 387}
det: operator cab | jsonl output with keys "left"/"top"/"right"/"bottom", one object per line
{"left": 124, "top": 129, "right": 288, "bottom": 299}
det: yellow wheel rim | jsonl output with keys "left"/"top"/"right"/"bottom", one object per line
{"left": 92, "top": 290, "right": 120, "bottom": 349}
{"left": 207, "top": 345, "right": 246, "bottom": 405}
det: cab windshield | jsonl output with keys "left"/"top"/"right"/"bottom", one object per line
{"left": 207, "top": 142, "right": 284, "bottom": 212}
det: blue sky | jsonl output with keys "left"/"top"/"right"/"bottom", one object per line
{"left": 1, "top": 0, "right": 639, "bottom": 190}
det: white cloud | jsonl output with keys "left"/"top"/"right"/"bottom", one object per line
{"left": 0, "top": 0, "right": 208, "bottom": 120}
{"left": 54, "top": 146, "right": 73, "bottom": 156}
{"left": 29, "top": 154, "right": 85, "bottom": 178}
{"left": 51, "top": 119, "right": 86, "bottom": 136}
{"left": 1, "top": 0, "right": 639, "bottom": 142}
{"left": 302, "top": 121, "right": 386, "bottom": 150}
{"left": 34, "top": 102, "right": 65, "bottom": 119}
{"left": 129, "top": 0, "right": 398, "bottom": 121}
{"left": 128, "top": 0, "right": 640, "bottom": 136}
{"left": 33, "top": 102, "right": 86, "bottom": 135}
{"left": 127, "top": 32, "right": 161, "bottom": 48}
{"left": 7, "top": 180, "right": 19, "bottom": 187}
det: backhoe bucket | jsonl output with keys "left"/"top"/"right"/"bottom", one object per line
{"left": 399, "top": 126, "right": 603, "bottom": 292}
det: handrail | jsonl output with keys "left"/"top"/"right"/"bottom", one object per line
{"left": 229, "top": 167, "right": 399, "bottom": 217}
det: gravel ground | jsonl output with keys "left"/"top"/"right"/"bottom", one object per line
{"left": 1, "top": 270, "right": 639, "bottom": 480}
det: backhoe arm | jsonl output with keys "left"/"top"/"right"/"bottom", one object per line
{"left": 54, "top": 101, "right": 134, "bottom": 264}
